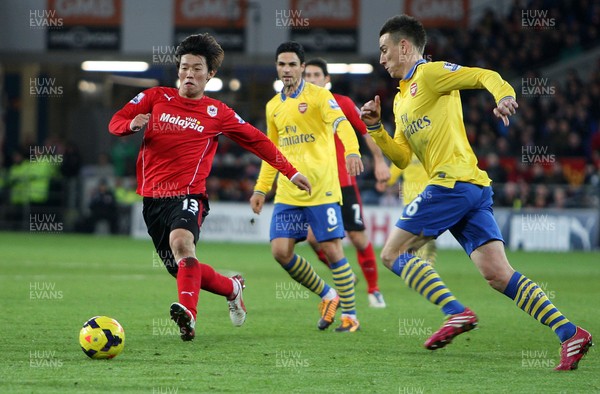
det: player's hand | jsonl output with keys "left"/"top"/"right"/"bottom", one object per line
{"left": 249, "top": 192, "right": 265, "bottom": 214}
{"left": 291, "top": 172, "right": 312, "bottom": 195}
{"left": 346, "top": 155, "right": 364, "bottom": 177}
{"left": 493, "top": 97, "right": 518, "bottom": 126}
{"left": 373, "top": 160, "right": 391, "bottom": 183}
{"left": 375, "top": 180, "right": 388, "bottom": 193}
{"left": 130, "top": 113, "right": 151, "bottom": 131}
{"left": 360, "top": 95, "right": 382, "bottom": 126}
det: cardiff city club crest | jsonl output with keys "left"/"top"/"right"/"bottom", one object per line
{"left": 207, "top": 105, "right": 218, "bottom": 117}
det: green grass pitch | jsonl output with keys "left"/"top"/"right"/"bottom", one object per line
{"left": 0, "top": 231, "right": 598, "bottom": 393}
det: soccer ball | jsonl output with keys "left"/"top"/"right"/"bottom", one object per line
{"left": 79, "top": 316, "right": 125, "bottom": 359}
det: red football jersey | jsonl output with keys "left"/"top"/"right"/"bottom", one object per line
{"left": 109, "top": 87, "right": 297, "bottom": 197}
{"left": 333, "top": 93, "right": 367, "bottom": 187}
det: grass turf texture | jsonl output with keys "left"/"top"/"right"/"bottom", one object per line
{"left": 0, "top": 231, "right": 598, "bottom": 393}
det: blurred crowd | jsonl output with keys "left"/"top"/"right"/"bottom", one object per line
{"left": 1, "top": 0, "right": 600, "bottom": 233}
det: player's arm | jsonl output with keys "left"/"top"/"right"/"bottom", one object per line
{"left": 424, "top": 62, "right": 518, "bottom": 125}
{"left": 322, "top": 92, "right": 363, "bottom": 176}
{"left": 248, "top": 108, "right": 285, "bottom": 214}
{"left": 341, "top": 96, "right": 390, "bottom": 182}
{"left": 360, "top": 95, "right": 412, "bottom": 169}
{"left": 108, "top": 90, "right": 153, "bottom": 136}
{"left": 221, "top": 106, "right": 309, "bottom": 195}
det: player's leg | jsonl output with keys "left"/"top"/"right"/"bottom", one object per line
{"left": 470, "top": 237, "right": 592, "bottom": 370}
{"left": 347, "top": 230, "right": 385, "bottom": 307}
{"left": 168, "top": 197, "right": 245, "bottom": 339}
{"left": 384, "top": 185, "right": 480, "bottom": 349}
{"left": 340, "top": 185, "right": 382, "bottom": 305}
{"left": 308, "top": 203, "right": 359, "bottom": 332}
{"left": 306, "top": 226, "right": 329, "bottom": 266}
{"left": 270, "top": 204, "right": 337, "bottom": 329}
{"left": 415, "top": 239, "right": 437, "bottom": 265}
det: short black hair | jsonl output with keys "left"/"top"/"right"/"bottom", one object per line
{"left": 379, "top": 15, "right": 427, "bottom": 54}
{"left": 175, "top": 33, "right": 224, "bottom": 72}
{"left": 305, "top": 58, "right": 329, "bottom": 77}
{"left": 275, "top": 41, "right": 305, "bottom": 64}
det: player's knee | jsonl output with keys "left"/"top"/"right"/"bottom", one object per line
{"left": 271, "top": 248, "right": 293, "bottom": 265}
{"left": 380, "top": 249, "right": 396, "bottom": 269}
{"left": 170, "top": 236, "right": 194, "bottom": 259}
{"left": 481, "top": 269, "right": 512, "bottom": 291}
{"left": 347, "top": 231, "right": 368, "bottom": 249}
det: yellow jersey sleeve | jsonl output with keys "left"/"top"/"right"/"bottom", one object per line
{"left": 387, "top": 163, "right": 403, "bottom": 186}
{"left": 424, "top": 62, "right": 516, "bottom": 103}
{"left": 319, "top": 89, "right": 360, "bottom": 158}
{"left": 367, "top": 93, "right": 412, "bottom": 169}
{"left": 254, "top": 103, "right": 279, "bottom": 194}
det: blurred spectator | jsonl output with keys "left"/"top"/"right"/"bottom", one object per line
{"left": 81, "top": 152, "right": 115, "bottom": 180}
{"left": 496, "top": 181, "right": 521, "bottom": 208}
{"left": 85, "top": 178, "right": 118, "bottom": 234}
{"left": 484, "top": 152, "right": 507, "bottom": 183}
{"left": 532, "top": 184, "right": 551, "bottom": 208}
{"left": 110, "top": 137, "right": 138, "bottom": 177}
{"left": 550, "top": 187, "right": 569, "bottom": 209}
{"left": 545, "top": 162, "right": 569, "bottom": 185}
{"left": 60, "top": 141, "right": 82, "bottom": 209}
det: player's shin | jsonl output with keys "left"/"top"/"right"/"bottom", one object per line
{"left": 282, "top": 254, "right": 328, "bottom": 296}
{"left": 330, "top": 258, "right": 357, "bottom": 316}
{"left": 197, "top": 263, "right": 234, "bottom": 297}
{"left": 503, "top": 272, "right": 577, "bottom": 342}
{"left": 176, "top": 257, "right": 202, "bottom": 318}
{"left": 392, "top": 253, "right": 464, "bottom": 315}
{"left": 356, "top": 242, "right": 379, "bottom": 293}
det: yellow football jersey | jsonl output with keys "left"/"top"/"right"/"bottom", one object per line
{"left": 388, "top": 155, "right": 429, "bottom": 205}
{"left": 369, "top": 60, "right": 516, "bottom": 188}
{"left": 254, "top": 80, "right": 361, "bottom": 206}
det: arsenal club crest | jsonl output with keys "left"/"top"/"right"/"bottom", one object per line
{"left": 298, "top": 102, "right": 307, "bottom": 113}
{"left": 410, "top": 83, "right": 418, "bottom": 97}
{"left": 207, "top": 105, "right": 218, "bottom": 117}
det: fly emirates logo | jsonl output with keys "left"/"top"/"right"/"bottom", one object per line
{"left": 400, "top": 113, "right": 431, "bottom": 138}
{"left": 279, "top": 125, "right": 316, "bottom": 147}
{"left": 158, "top": 113, "right": 205, "bottom": 132}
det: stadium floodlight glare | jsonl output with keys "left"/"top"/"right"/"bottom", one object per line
{"left": 273, "top": 79, "right": 284, "bottom": 92}
{"left": 348, "top": 63, "right": 373, "bottom": 74}
{"left": 175, "top": 78, "right": 223, "bottom": 92}
{"left": 229, "top": 78, "right": 241, "bottom": 91}
{"left": 327, "top": 63, "right": 373, "bottom": 74}
{"left": 205, "top": 78, "right": 223, "bottom": 92}
{"left": 81, "top": 61, "right": 149, "bottom": 72}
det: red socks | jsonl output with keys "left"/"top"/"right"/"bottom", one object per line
{"left": 357, "top": 243, "right": 379, "bottom": 293}
{"left": 176, "top": 258, "right": 235, "bottom": 319}
{"left": 197, "top": 263, "right": 234, "bottom": 298}
{"left": 176, "top": 257, "right": 201, "bottom": 318}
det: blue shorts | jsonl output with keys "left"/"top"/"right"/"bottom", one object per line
{"left": 396, "top": 182, "right": 504, "bottom": 256}
{"left": 270, "top": 203, "right": 345, "bottom": 242}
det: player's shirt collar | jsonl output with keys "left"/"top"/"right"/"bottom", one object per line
{"left": 280, "top": 79, "right": 305, "bottom": 101}
{"left": 402, "top": 59, "right": 427, "bottom": 81}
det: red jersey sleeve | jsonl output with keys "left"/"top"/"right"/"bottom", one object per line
{"left": 109, "top": 89, "right": 155, "bottom": 136}
{"left": 219, "top": 104, "right": 298, "bottom": 180}
{"left": 334, "top": 93, "right": 367, "bottom": 136}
